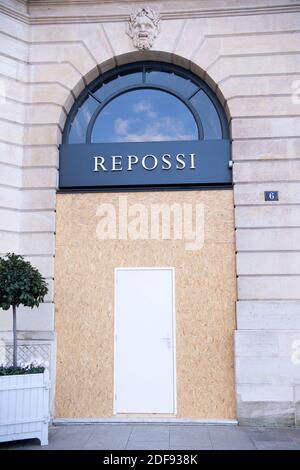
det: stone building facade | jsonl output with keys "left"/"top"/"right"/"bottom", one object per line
{"left": 0, "top": 0, "right": 300, "bottom": 425}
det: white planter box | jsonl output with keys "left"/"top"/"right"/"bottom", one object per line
{"left": 0, "top": 370, "right": 50, "bottom": 446}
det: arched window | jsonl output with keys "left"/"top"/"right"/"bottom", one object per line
{"left": 60, "top": 62, "right": 231, "bottom": 191}
{"left": 63, "top": 62, "right": 229, "bottom": 144}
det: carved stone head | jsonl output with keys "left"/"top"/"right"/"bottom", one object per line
{"left": 127, "top": 7, "right": 160, "bottom": 50}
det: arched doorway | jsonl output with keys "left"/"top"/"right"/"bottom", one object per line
{"left": 54, "top": 62, "right": 236, "bottom": 420}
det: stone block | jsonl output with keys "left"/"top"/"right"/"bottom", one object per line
{"left": 23, "top": 255, "right": 54, "bottom": 278}
{"left": 155, "top": 19, "right": 187, "bottom": 55}
{"left": 44, "top": 279, "right": 54, "bottom": 303}
{"left": 0, "top": 119, "right": 24, "bottom": 145}
{"left": 234, "top": 182, "right": 300, "bottom": 205}
{"left": 28, "top": 83, "right": 73, "bottom": 109}
{"left": 30, "top": 42, "right": 97, "bottom": 77}
{"left": 101, "top": 22, "right": 134, "bottom": 58}
{"left": 189, "top": 37, "right": 221, "bottom": 74}
{"left": 232, "top": 138, "right": 300, "bottom": 161}
{"left": 23, "top": 146, "right": 58, "bottom": 167}
{"left": 221, "top": 74, "right": 300, "bottom": 100}
{"left": 83, "top": 26, "right": 118, "bottom": 72}
{"left": 235, "top": 330, "right": 278, "bottom": 357}
{"left": 211, "top": 54, "right": 300, "bottom": 84}
{"left": 238, "top": 275, "right": 300, "bottom": 300}
{"left": 28, "top": 63, "right": 84, "bottom": 98}
{"left": 207, "top": 7, "right": 300, "bottom": 36}
{"left": 0, "top": 186, "right": 20, "bottom": 209}
{"left": 235, "top": 330, "right": 300, "bottom": 357}
{"left": 237, "top": 252, "right": 300, "bottom": 275}
{"left": 174, "top": 18, "right": 207, "bottom": 60}
{"left": 232, "top": 116, "right": 300, "bottom": 139}
{"left": 219, "top": 32, "right": 300, "bottom": 55}
{"left": 229, "top": 96, "right": 295, "bottom": 118}
{"left": 0, "top": 34, "right": 28, "bottom": 62}
{"left": 21, "top": 189, "right": 56, "bottom": 211}
{"left": 0, "top": 75, "right": 26, "bottom": 104}
{"left": 25, "top": 104, "right": 65, "bottom": 128}
{"left": 0, "top": 231, "right": 19, "bottom": 253}
{"left": 236, "top": 356, "right": 300, "bottom": 385}
{"left": 0, "top": 142, "right": 23, "bottom": 166}
{"left": 22, "top": 167, "right": 57, "bottom": 188}
{"left": 237, "top": 401, "right": 295, "bottom": 427}
{"left": 0, "top": 55, "right": 27, "bottom": 82}
{"left": 236, "top": 300, "right": 300, "bottom": 330}
{"left": 19, "top": 232, "right": 55, "bottom": 256}
{"left": 0, "top": 163, "right": 22, "bottom": 188}
{"left": 0, "top": 208, "right": 20, "bottom": 232}
{"left": 19, "top": 210, "right": 55, "bottom": 232}
{"left": 236, "top": 228, "right": 300, "bottom": 251}
{"left": 237, "top": 384, "right": 294, "bottom": 402}
{"left": 294, "top": 385, "right": 300, "bottom": 402}
{"left": 0, "top": 11, "right": 28, "bottom": 41}
{"left": 233, "top": 160, "right": 300, "bottom": 182}
{"left": 235, "top": 205, "right": 300, "bottom": 228}
{"left": 24, "top": 125, "right": 61, "bottom": 146}
{"left": 0, "top": 98, "right": 25, "bottom": 124}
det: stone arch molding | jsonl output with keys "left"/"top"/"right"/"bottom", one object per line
{"left": 57, "top": 50, "right": 232, "bottom": 147}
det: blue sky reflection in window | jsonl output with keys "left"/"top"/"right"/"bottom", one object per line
{"left": 91, "top": 89, "right": 198, "bottom": 143}
{"left": 64, "top": 63, "right": 229, "bottom": 144}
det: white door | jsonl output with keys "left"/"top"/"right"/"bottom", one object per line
{"left": 114, "top": 268, "right": 176, "bottom": 414}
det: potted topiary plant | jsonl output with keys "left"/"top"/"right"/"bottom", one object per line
{"left": 0, "top": 253, "right": 50, "bottom": 445}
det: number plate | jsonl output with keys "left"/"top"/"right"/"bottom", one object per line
{"left": 264, "top": 191, "right": 279, "bottom": 201}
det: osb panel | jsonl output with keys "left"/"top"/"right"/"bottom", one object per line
{"left": 54, "top": 190, "right": 236, "bottom": 419}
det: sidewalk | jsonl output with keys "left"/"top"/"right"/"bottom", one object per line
{"left": 1, "top": 424, "right": 300, "bottom": 450}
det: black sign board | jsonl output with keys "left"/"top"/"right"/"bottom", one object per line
{"left": 59, "top": 140, "right": 231, "bottom": 191}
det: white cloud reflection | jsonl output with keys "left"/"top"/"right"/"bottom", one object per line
{"left": 114, "top": 100, "right": 194, "bottom": 142}
{"left": 132, "top": 100, "right": 157, "bottom": 118}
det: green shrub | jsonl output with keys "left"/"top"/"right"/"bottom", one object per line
{"left": 0, "top": 253, "right": 48, "bottom": 369}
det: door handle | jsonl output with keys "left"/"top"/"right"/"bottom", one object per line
{"left": 161, "top": 337, "right": 172, "bottom": 349}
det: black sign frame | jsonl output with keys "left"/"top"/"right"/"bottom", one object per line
{"left": 58, "top": 139, "right": 232, "bottom": 192}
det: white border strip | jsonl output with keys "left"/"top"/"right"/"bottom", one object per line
{"left": 53, "top": 418, "right": 238, "bottom": 426}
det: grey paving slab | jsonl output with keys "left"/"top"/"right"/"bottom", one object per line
{"left": 254, "top": 441, "right": 300, "bottom": 450}
{"left": 83, "top": 425, "right": 133, "bottom": 450}
{"left": 44, "top": 425, "right": 95, "bottom": 450}
{"left": 170, "top": 425, "right": 212, "bottom": 449}
{"left": 129, "top": 425, "right": 169, "bottom": 442}
{"left": 126, "top": 425, "right": 169, "bottom": 449}
{"left": 169, "top": 445, "right": 213, "bottom": 450}
{"left": 84, "top": 441, "right": 127, "bottom": 450}
{"left": 244, "top": 427, "right": 296, "bottom": 443}
{"left": 126, "top": 441, "right": 168, "bottom": 450}
{"left": 291, "top": 431, "right": 300, "bottom": 446}
{"left": 0, "top": 425, "right": 95, "bottom": 450}
{"left": 208, "top": 425, "right": 256, "bottom": 450}
{"left": 1, "top": 424, "right": 300, "bottom": 450}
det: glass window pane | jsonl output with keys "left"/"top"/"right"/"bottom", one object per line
{"left": 146, "top": 70, "right": 198, "bottom": 98}
{"left": 190, "top": 90, "right": 222, "bottom": 139}
{"left": 93, "top": 72, "right": 143, "bottom": 102}
{"left": 91, "top": 88, "right": 198, "bottom": 143}
{"left": 68, "top": 95, "right": 99, "bottom": 143}
{"left": 117, "top": 71, "right": 143, "bottom": 87}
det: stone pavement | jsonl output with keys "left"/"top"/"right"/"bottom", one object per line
{"left": 1, "top": 424, "right": 300, "bottom": 450}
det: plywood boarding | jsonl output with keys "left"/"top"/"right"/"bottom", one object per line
{"left": 54, "top": 190, "right": 236, "bottom": 419}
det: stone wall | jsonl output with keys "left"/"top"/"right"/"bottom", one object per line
{"left": 0, "top": 0, "right": 300, "bottom": 424}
